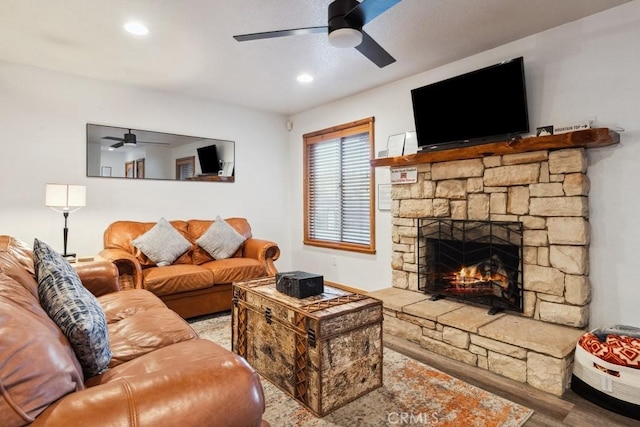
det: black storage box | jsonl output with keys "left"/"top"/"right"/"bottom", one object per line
{"left": 275, "top": 271, "right": 324, "bottom": 299}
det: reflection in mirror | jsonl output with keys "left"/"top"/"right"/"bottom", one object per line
{"left": 86, "top": 124, "right": 235, "bottom": 182}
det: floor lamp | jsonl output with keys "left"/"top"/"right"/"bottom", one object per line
{"left": 45, "top": 184, "right": 86, "bottom": 258}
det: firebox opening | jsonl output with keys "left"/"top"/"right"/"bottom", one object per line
{"left": 418, "top": 219, "right": 524, "bottom": 314}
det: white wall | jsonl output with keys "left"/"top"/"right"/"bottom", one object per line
{"left": 288, "top": 1, "right": 640, "bottom": 329}
{"left": 0, "top": 60, "right": 292, "bottom": 272}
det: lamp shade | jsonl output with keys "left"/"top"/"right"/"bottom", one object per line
{"left": 45, "top": 184, "right": 86, "bottom": 210}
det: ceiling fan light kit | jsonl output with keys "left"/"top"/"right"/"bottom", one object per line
{"left": 233, "top": 0, "right": 401, "bottom": 68}
{"left": 328, "top": 28, "right": 363, "bottom": 48}
{"left": 123, "top": 132, "right": 137, "bottom": 146}
{"left": 328, "top": 0, "right": 363, "bottom": 48}
{"left": 101, "top": 129, "right": 170, "bottom": 149}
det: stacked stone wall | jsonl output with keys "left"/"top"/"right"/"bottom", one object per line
{"left": 391, "top": 148, "right": 590, "bottom": 328}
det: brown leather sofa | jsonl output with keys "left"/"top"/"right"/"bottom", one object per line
{"left": 100, "top": 218, "right": 280, "bottom": 318}
{"left": 0, "top": 235, "right": 268, "bottom": 427}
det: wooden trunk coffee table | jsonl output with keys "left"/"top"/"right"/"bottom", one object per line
{"left": 232, "top": 277, "right": 383, "bottom": 417}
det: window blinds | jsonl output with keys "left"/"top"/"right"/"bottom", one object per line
{"left": 307, "top": 131, "right": 371, "bottom": 245}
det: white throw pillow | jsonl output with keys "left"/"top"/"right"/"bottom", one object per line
{"left": 196, "top": 215, "right": 246, "bottom": 260}
{"left": 132, "top": 218, "right": 191, "bottom": 266}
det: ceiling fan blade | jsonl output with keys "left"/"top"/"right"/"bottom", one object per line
{"left": 234, "top": 26, "right": 327, "bottom": 42}
{"left": 355, "top": 30, "right": 395, "bottom": 68}
{"left": 111, "top": 142, "right": 124, "bottom": 149}
{"left": 102, "top": 136, "right": 124, "bottom": 142}
{"left": 345, "top": 0, "right": 402, "bottom": 26}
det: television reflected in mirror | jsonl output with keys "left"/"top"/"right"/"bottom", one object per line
{"left": 86, "top": 124, "right": 235, "bottom": 182}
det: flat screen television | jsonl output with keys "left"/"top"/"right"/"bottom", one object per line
{"left": 411, "top": 57, "right": 529, "bottom": 151}
{"left": 197, "top": 144, "right": 220, "bottom": 174}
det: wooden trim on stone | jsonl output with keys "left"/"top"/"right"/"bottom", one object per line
{"left": 370, "top": 128, "right": 619, "bottom": 168}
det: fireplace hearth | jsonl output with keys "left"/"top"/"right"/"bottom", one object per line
{"left": 418, "top": 219, "right": 523, "bottom": 314}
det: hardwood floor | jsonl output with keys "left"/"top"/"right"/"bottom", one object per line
{"left": 384, "top": 335, "right": 639, "bottom": 426}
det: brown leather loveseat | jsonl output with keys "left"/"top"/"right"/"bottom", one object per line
{"left": 100, "top": 217, "right": 280, "bottom": 318}
{"left": 0, "top": 235, "right": 268, "bottom": 426}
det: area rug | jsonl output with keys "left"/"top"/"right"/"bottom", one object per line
{"left": 190, "top": 314, "right": 534, "bottom": 427}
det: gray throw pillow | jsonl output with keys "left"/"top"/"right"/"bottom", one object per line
{"left": 132, "top": 217, "right": 191, "bottom": 266}
{"left": 196, "top": 215, "right": 246, "bottom": 260}
{"left": 33, "top": 238, "right": 111, "bottom": 378}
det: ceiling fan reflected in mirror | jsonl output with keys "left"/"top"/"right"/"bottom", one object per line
{"left": 101, "top": 129, "right": 170, "bottom": 149}
{"left": 233, "top": 0, "right": 401, "bottom": 68}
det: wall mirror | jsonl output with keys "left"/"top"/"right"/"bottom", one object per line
{"left": 86, "top": 124, "right": 235, "bottom": 182}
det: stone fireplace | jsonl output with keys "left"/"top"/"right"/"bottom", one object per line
{"left": 393, "top": 148, "right": 591, "bottom": 328}
{"left": 368, "top": 129, "right": 619, "bottom": 396}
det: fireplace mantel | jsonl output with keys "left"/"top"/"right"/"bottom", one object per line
{"left": 370, "top": 128, "right": 619, "bottom": 168}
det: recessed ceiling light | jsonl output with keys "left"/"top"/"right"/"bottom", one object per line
{"left": 297, "top": 74, "right": 313, "bottom": 83}
{"left": 124, "top": 22, "right": 149, "bottom": 36}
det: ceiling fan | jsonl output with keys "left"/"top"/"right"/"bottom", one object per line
{"left": 233, "top": 0, "right": 401, "bottom": 68}
{"left": 101, "top": 130, "right": 170, "bottom": 149}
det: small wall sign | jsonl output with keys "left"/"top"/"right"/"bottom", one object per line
{"left": 390, "top": 167, "right": 418, "bottom": 184}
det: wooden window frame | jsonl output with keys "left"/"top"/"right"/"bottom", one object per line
{"left": 125, "top": 161, "right": 134, "bottom": 178}
{"left": 135, "top": 158, "right": 145, "bottom": 179}
{"left": 176, "top": 156, "right": 195, "bottom": 180}
{"left": 303, "top": 117, "right": 376, "bottom": 254}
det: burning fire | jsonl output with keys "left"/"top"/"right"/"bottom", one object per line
{"left": 436, "top": 254, "right": 516, "bottom": 301}
{"left": 448, "top": 266, "right": 508, "bottom": 289}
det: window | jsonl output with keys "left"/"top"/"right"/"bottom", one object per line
{"left": 176, "top": 156, "right": 195, "bottom": 180}
{"left": 303, "top": 117, "right": 375, "bottom": 254}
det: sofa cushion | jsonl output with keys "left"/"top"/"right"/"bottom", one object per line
{"left": 0, "top": 272, "right": 85, "bottom": 426}
{"left": 103, "top": 220, "right": 192, "bottom": 267}
{"left": 142, "top": 264, "right": 214, "bottom": 296}
{"left": 0, "top": 236, "right": 37, "bottom": 294}
{"left": 99, "top": 288, "right": 168, "bottom": 324}
{"left": 132, "top": 218, "right": 192, "bottom": 266}
{"left": 33, "top": 239, "right": 111, "bottom": 378}
{"left": 106, "top": 306, "right": 198, "bottom": 368}
{"left": 196, "top": 215, "right": 247, "bottom": 260}
{"left": 81, "top": 339, "right": 265, "bottom": 427}
{"left": 201, "top": 258, "right": 267, "bottom": 284}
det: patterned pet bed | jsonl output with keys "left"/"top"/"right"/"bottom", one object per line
{"left": 579, "top": 332, "right": 640, "bottom": 369}
{"left": 572, "top": 327, "right": 640, "bottom": 419}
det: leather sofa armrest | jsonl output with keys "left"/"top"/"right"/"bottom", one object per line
{"left": 243, "top": 239, "right": 280, "bottom": 276}
{"left": 75, "top": 261, "right": 120, "bottom": 297}
{"left": 99, "top": 248, "right": 143, "bottom": 290}
{"left": 32, "top": 349, "right": 266, "bottom": 427}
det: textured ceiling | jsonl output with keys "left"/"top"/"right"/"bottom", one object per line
{"left": 0, "top": 0, "right": 631, "bottom": 115}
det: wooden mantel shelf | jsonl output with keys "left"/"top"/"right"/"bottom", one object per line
{"left": 370, "top": 128, "right": 619, "bottom": 167}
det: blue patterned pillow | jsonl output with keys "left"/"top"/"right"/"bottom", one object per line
{"left": 33, "top": 239, "right": 111, "bottom": 378}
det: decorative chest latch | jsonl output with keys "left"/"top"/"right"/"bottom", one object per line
{"left": 307, "top": 328, "right": 316, "bottom": 348}
{"left": 265, "top": 307, "right": 272, "bottom": 324}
